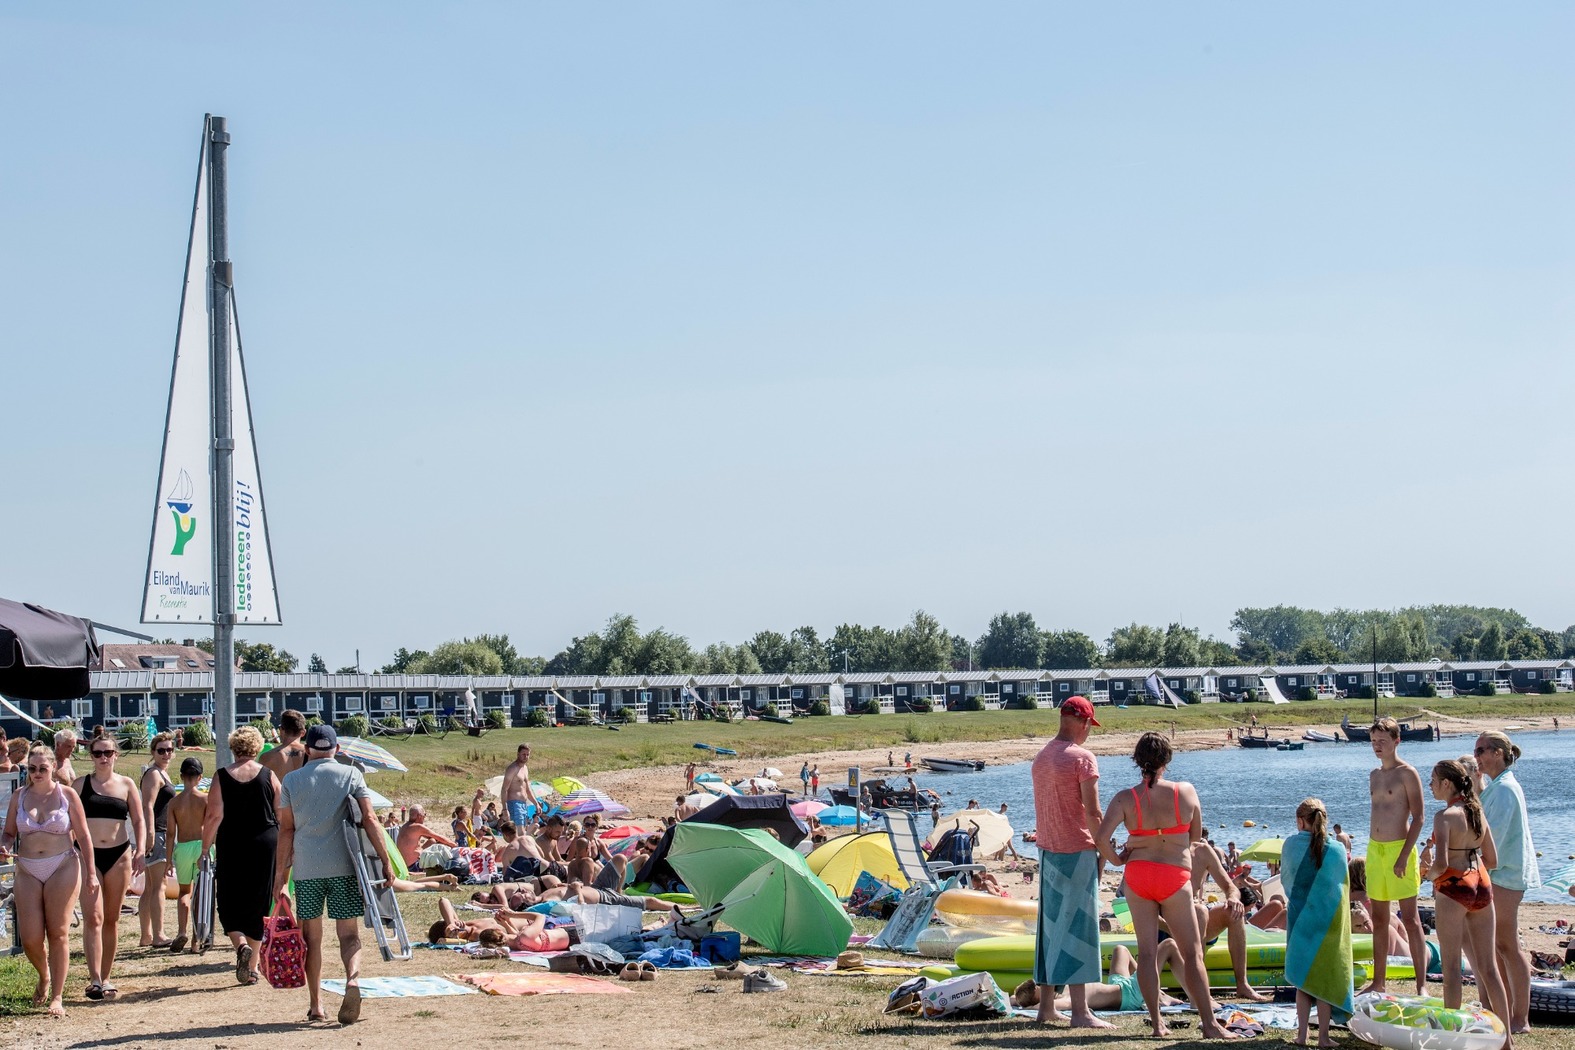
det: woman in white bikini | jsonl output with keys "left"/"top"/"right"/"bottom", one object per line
{"left": 75, "top": 736, "right": 146, "bottom": 1001}
{"left": 3, "top": 745, "right": 96, "bottom": 1017}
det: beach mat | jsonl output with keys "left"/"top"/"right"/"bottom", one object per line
{"left": 321, "top": 976, "right": 476, "bottom": 998}
{"left": 451, "top": 972, "right": 634, "bottom": 996}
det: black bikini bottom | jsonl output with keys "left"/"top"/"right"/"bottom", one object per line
{"left": 94, "top": 840, "right": 131, "bottom": 876}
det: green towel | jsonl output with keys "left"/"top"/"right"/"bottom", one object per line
{"left": 1283, "top": 831, "right": 1353, "bottom": 1019}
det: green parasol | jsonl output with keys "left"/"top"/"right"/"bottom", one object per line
{"left": 1239, "top": 837, "right": 1285, "bottom": 862}
{"left": 666, "top": 823, "right": 852, "bottom": 956}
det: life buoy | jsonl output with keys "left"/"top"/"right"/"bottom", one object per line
{"left": 1349, "top": 991, "right": 1505, "bottom": 1050}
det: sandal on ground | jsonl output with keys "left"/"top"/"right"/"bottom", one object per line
{"left": 618, "top": 962, "right": 643, "bottom": 982}
{"left": 714, "top": 961, "right": 749, "bottom": 980}
{"left": 307, "top": 1010, "right": 329, "bottom": 1023}
{"left": 338, "top": 983, "right": 362, "bottom": 1025}
{"left": 85, "top": 984, "right": 104, "bottom": 1001}
{"left": 101, "top": 985, "right": 119, "bottom": 1001}
{"left": 168, "top": 935, "right": 188, "bottom": 953}
{"left": 235, "top": 944, "right": 253, "bottom": 984}
{"left": 639, "top": 961, "right": 658, "bottom": 981}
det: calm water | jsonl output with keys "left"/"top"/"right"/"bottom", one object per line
{"left": 903, "top": 730, "right": 1575, "bottom": 904}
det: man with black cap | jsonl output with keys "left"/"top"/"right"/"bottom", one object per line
{"left": 273, "top": 724, "right": 394, "bottom": 1025}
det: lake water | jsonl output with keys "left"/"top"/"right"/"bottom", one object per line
{"left": 902, "top": 730, "right": 1575, "bottom": 904}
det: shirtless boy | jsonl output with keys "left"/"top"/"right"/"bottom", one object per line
{"left": 258, "top": 710, "right": 308, "bottom": 781}
{"left": 1363, "top": 717, "right": 1428, "bottom": 994}
{"left": 166, "top": 758, "right": 210, "bottom": 953}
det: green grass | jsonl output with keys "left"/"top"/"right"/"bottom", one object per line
{"left": 0, "top": 955, "right": 41, "bottom": 1015}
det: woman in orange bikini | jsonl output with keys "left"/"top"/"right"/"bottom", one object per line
{"left": 1422, "top": 759, "right": 1511, "bottom": 1042}
{"left": 2, "top": 745, "right": 96, "bottom": 1017}
{"left": 1097, "top": 733, "right": 1235, "bottom": 1040}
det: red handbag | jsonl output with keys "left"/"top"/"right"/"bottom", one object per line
{"left": 260, "top": 896, "right": 308, "bottom": 989}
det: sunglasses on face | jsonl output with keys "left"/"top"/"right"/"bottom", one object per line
{"left": 1473, "top": 746, "right": 1495, "bottom": 755}
{"left": 26, "top": 765, "right": 51, "bottom": 773}
{"left": 155, "top": 747, "right": 174, "bottom": 754}
{"left": 92, "top": 750, "right": 116, "bottom": 758}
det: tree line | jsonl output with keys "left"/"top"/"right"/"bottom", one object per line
{"left": 188, "top": 603, "right": 1575, "bottom": 678}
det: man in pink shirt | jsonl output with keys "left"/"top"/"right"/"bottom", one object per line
{"left": 1030, "top": 695, "right": 1112, "bottom": 1028}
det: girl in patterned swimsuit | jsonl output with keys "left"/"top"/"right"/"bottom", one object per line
{"left": 1422, "top": 759, "right": 1512, "bottom": 1044}
{"left": 2, "top": 745, "right": 96, "bottom": 1017}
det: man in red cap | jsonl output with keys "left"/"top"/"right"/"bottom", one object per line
{"left": 1029, "top": 696, "right": 1112, "bottom": 1028}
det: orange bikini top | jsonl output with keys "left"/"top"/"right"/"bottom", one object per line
{"left": 1128, "top": 784, "right": 1189, "bottom": 837}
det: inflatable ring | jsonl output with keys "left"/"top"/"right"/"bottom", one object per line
{"left": 933, "top": 889, "right": 1037, "bottom": 934}
{"left": 1349, "top": 991, "right": 1505, "bottom": 1050}
{"left": 1530, "top": 980, "right": 1575, "bottom": 1023}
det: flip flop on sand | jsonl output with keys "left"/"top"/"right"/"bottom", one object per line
{"left": 168, "top": 935, "right": 188, "bottom": 954}
{"left": 236, "top": 944, "right": 253, "bottom": 984}
{"left": 338, "top": 982, "right": 361, "bottom": 1025}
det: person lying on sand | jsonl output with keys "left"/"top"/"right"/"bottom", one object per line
{"left": 1014, "top": 944, "right": 1185, "bottom": 1012}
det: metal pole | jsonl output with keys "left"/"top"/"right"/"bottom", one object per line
{"left": 209, "top": 115, "right": 236, "bottom": 768}
{"left": 1371, "top": 626, "right": 1379, "bottom": 724}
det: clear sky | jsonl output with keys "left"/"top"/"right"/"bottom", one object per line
{"left": 4, "top": 4, "right": 1572, "bottom": 668}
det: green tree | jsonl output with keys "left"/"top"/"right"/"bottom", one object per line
{"left": 1162, "top": 623, "right": 1201, "bottom": 668}
{"left": 379, "top": 647, "right": 426, "bottom": 673}
{"left": 411, "top": 640, "right": 505, "bottom": 675}
{"left": 1374, "top": 614, "right": 1430, "bottom": 662}
{"left": 825, "top": 623, "right": 896, "bottom": 673}
{"left": 1230, "top": 606, "right": 1327, "bottom": 660}
{"left": 895, "top": 610, "right": 951, "bottom": 672}
{"left": 976, "top": 612, "right": 1042, "bottom": 669}
{"left": 1293, "top": 636, "right": 1343, "bottom": 665}
{"left": 307, "top": 653, "right": 328, "bottom": 674}
{"left": 334, "top": 664, "right": 358, "bottom": 674}
{"left": 1107, "top": 623, "right": 1165, "bottom": 666}
{"left": 1507, "top": 629, "right": 1547, "bottom": 660}
{"left": 1042, "top": 629, "right": 1100, "bottom": 669}
{"left": 1563, "top": 626, "right": 1575, "bottom": 658}
{"left": 236, "top": 641, "right": 298, "bottom": 673}
{"left": 748, "top": 630, "right": 792, "bottom": 673}
{"left": 1450, "top": 633, "right": 1479, "bottom": 660}
{"left": 1199, "top": 637, "right": 1241, "bottom": 666}
{"left": 786, "top": 627, "right": 830, "bottom": 673}
{"left": 1476, "top": 622, "right": 1507, "bottom": 661}
{"left": 698, "top": 642, "right": 761, "bottom": 675}
{"left": 949, "top": 632, "right": 973, "bottom": 670}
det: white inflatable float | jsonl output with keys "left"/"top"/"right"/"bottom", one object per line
{"left": 914, "top": 925, "right": 997, "bottom": 959}
{"left": 1348, "top": 991, "right": 1506, "bottom": 1050}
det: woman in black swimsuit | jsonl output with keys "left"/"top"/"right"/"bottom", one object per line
{"left": 199, "top": 726, "right": 278, "bottom": 985}
{"left": 74, "top": 737, "right": 147, "bottom": 1001}
{"left": 139, "top": 731, "right": 179, "bottom": 946}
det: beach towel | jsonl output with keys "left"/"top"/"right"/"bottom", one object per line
{"left": 322, "top": 976, "right": 477, "bottom": 998}
{"left": 451, "top": 972, "right": 634, "bottom": 996}
{"left": 1282, "top": 831, "right": 1353, "bottom": 1020}
{"left": 1034, "top": 849, "right": 1101, "bottom": 986}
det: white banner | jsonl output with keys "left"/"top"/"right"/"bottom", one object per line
{"left": 143, "top": 130, "right": 216, "bottom": 623}
{"left": 228, "top": 297, "right": 280, "bottom": 623}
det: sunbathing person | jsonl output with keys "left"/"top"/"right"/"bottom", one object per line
{"left": 969, "top": 870, "right": 1007, "bottom": 896}
{"left": 429, "top": 897, "right": 574, "bottom": 952}
{"left": 1014, "top": 944, "right": 1186, "bottom": 1012}
{"left": 396, "top": 805, "right": 454, "bottom": 867}
{"left": 1186, "top": 840, "right": 1269, "bottom": 1002}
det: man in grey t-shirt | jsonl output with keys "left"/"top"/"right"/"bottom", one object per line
{"left": 273, "top": 724, "right": 393, "bottom": 1025}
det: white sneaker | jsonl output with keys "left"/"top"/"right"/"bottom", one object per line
{"left": 743, "top": 968, "right": 787, "bottom": 993}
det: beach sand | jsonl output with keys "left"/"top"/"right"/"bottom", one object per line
{"left": 5, "top": 710, "right": 1569, "bottom": 1048}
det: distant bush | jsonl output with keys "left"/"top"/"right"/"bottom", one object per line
{"left": 1539, "top": 680, "right": 1558, "bottom": 695}
{"left": 248, "top": 717, "right": 276, "bottom": 737}
{"left": 523, "top": 707, "right": 551, "bottom": 728}
{"left": 963, "top": 696, "right": 987, "bottom": 712}
{"left": 1418, "top": 682, "right": 1438, "bottom": 698}
{"left": 336, "top": 714, "right": 370, "bottom": 738}
{"left": 304, "top": 714, "right": 324, "bottom": 729}
{"left": 380, "top": 716, "right": 404, "bottom": 731}
{"left": 412, "top": 712, "right": 437, "bottom": 734}
{"left": 809, "top": 700, "right": 830, "bottom": 716}
{"left": 763, "top": 702, "right": 779, "bottom": 718}
{"left": 613, "top": 707, "right": 635, "bottom": 724}
{"left": 1476, "top": 682, "right": 1496, "bottom": 697}
{"left": 1296, "top": 686, "right": 1318, "bottom": 702}
{"left": 117, "top": 719, "right": 150, "bottom": 752}
{"left": 714, "top": 707, "right": 732, "bottom": 723}
{"left": 1357, "top": 685, "right": 1377, "bottom": 701}
{"left": 908, "top": 697, "right": 934, "bottom": 713}
{"left": 487, "top": 709, "right": 510, "bottom": 728}
{"left": 1184, "top": 690, "right": 1202, "bottom": 705}
{"left": 1244, "top": 688, "right": 1259, "bottom": 703}
{"left": 184, "top": 720, "right": 214, "bottom": 747}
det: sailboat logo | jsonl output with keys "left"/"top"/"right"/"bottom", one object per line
{"left": 166, "top": 469, "right": 197, "bottom": 556}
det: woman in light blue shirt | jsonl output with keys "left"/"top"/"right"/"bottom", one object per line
{"left": 1475, "top": 730, "right": 1538, "bottom": 1033}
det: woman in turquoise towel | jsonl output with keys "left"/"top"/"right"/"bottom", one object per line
{"left": 1282, "top": 799, "right": 1352, "bottom": 1049}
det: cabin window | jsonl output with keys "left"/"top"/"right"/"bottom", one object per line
{"left": 1226, "top": 678, "right": 1238, "bottom": 688}
{"left": 896, "top": 686, "right": 908, "bottom": 696}
{"left": 305, "top": 696, "right": 323, "bottom": 712}
{"left": 1287, "top": 677, "right": 1298, "bottom": 686}
{"left": 343, "top": 697, "right": 363, "bottom": 712}
{"left": 950, "top": 685, "right": 961, "bottom": 695}
{"left": 1527, "top": 671, "right": 1539, "bottom": 680}
{"left": 255, "top": 697, "right": 270, "bottom": 714}
{"left": 1465, "top": 673, "right": 1476, "bottom": 682}
{"left": 740, "top": 689, "right": 751, "bottom": 701}
{"left": 639, "top": 691, "right": 652, "bottom": 702}
{"left": 1058, "top": 682, "right": 1070, "bottom": 692}
{"left": 791, "top": 688, "right": 803, "bottom": 699}
{"left": 379, "top": 696, "right": 396, "bottom": 710}
{"left": 593, "top": 691, "right": 607, "bottom": 703}
{"left": 412, "top": 695, "right": 430, "bottom": 708}
{"left": 1405, "top": 674, "right": 1416, "bottom": 683}
{"left": 1113, "top": 681, "right": 1125, "bottom": 691}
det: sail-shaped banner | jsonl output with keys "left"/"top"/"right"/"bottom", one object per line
{"left": 227, "top": 297, "right": 281, "bottom": 623}
{"left": 143, "top": 131, "right": 217, "bottom": 623}
{"left": 142, "top": 118, "right": 281, "bottom": 624}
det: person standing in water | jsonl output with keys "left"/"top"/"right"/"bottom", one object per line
{"left": 1361, "top": 717, "right": 1427, "bottom": 994}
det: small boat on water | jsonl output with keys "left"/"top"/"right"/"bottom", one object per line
{"left": 1276, "top": 740, "right": 1305, "bottom": 751}
{"left": 1240, "top": 729, "right": 1299, "bottom": 750}
{"left": 1340, "top": 716, "right": 1438, "bottom": 743}
{"left": 1302, "top": 730, "right": 1339, "bottom": 743}
{"left": 920, "top": 757, "right": 985, "bottom": 773}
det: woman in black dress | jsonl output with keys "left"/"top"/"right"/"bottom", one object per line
{"left": 200, "top": 726, "right": 277, "bottom": 985}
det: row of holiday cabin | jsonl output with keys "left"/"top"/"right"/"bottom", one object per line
{"left": 10, "top": 661, "right": 1571, "bottom": 737}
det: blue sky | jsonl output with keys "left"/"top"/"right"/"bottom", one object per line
{"left": 4, "top": 4, "right": 1572, "bottom": 667}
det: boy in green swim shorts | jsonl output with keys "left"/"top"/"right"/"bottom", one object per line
{"left": 1363, "top": 717, "right": 1427, "bottom": 995}
{"left": 167, "top": 758, "right": 213, "bottom": 953}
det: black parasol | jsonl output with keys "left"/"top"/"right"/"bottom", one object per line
{"left": 0, "top": 597, "right": 101, "bottom": 702}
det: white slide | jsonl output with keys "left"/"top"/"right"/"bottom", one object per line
{"left": 1255, "top": 676, "right": 1292, "bottom": 704}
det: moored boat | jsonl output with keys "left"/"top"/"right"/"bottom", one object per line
{"left": 1340, "top": 716, "right": 1438, "bottom": 743}
{"left": 920, "top": 757, "right": 985, "bottom": 773}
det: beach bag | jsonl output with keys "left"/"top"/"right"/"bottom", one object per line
{"left": 919, "top": 971, "right": 1010, "bottom": 1020}
{"left": 260, "top": 897, "right": 307, "bottom": 989}
{"left": 418, "top": 843, "right": 455, "bottom": 871}
{"left": 570, "top": 903, "right": 643, "bottom": 944}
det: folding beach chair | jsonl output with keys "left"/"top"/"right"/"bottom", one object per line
{"left": 345, "top": 811, "right": 411, "bottom": 961}
{"left": 867, "top": 809, "right": 985, "bottom": 953}
{"left": 192, "top": 855, "right": 216, "bottom": 953}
